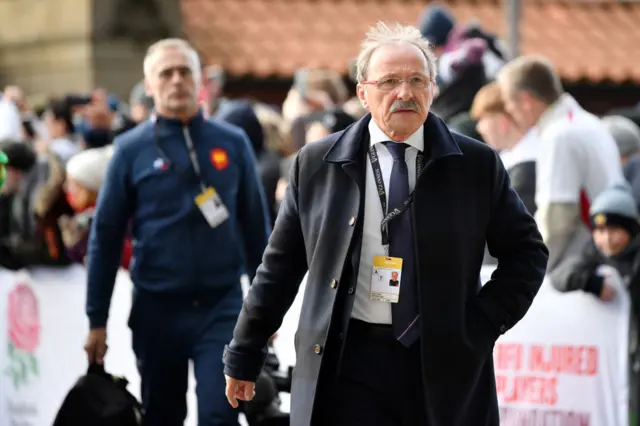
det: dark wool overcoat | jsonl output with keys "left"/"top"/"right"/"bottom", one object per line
{"left": 224, "top": 113, "right": 548, "bottom": 426}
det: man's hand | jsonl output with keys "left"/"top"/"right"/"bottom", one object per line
{"left": 225, "top": 375, "right": 256, "bottom": 408}
{"left": 84, "top": 328, "right": 107, "bottom": 365}
{"left": 600, "top": 282, "right": 616, "bottom": 302}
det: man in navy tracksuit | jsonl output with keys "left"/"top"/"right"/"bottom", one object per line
{"left": 83, "top": 38, "right": 271, "bottom": 426}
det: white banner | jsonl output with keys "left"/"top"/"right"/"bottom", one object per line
{"left": 489, "top": 265, "right": 630, "bottom": 426}
{"left": 0, "top": 265, "right": 630, "bottom": 426}
{"left": 0, "top": 266, "right": 199, "bottom": 426}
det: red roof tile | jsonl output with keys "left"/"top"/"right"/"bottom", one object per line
{"left": 182, "top": 0, "right": 640, "bottom": 83}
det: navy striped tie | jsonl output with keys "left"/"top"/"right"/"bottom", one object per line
{"left": 385, "top": 142, "right": 420, "bottom": 347}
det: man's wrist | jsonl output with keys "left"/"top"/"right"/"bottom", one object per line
{"left": 88, "top": 315, "right": 108, "bottom": 329}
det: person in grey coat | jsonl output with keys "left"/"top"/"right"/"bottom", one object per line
{"left": 603, "top": 115, "right": 640, "bottom": 213}
{"left": 223, "top": 22, "right": 548, "bottom": 426}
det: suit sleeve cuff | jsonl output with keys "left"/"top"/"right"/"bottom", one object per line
{"left": 222, "top": 344, "right": 267, "bottom": 382}
{"left": 88, "top": 314, "right": 108, "bottom": 329}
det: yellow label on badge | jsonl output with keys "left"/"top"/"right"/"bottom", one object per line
{"left": 195, "top": 187, "right": 216, "bottom": 206}
{"left": 373, "top": 255, "right": 403, "bottom": 270}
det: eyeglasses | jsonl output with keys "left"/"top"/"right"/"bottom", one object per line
{"left": 360, "top": 76, "right": 433, "bottom": 92}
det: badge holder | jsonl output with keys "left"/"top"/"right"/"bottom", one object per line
{"left": 370, "top": 252, "right": 403, "bottom": 303}
{"left": 195, "top": 187, "right": 229, "bottom": 228}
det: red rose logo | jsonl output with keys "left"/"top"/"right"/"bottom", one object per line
{"left": 8, "top": 283, "right": 40, "bottom": 353}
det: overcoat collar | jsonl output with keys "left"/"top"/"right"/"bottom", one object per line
{"left": 323, "top": 112, "right": 463, "bottom": 165}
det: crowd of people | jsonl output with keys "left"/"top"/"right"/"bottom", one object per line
{"left": 1, "top": 2, "right": 640, "bottom": 425}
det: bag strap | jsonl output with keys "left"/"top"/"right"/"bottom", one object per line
{"left": 87, "top": 363, "right": 109, "bottom": 378}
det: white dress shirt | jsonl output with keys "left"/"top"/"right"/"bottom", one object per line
{"left": 351, "top": 119, "right": 424, "bottom": 324}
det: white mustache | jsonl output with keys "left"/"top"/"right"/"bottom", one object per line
{"left": 390, "top": 101, "right": 421, "bottom": 113}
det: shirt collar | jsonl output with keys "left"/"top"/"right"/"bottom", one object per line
{"left": 535, "top": 93, "right": 580, "bottom": 135}
{"left": 368, "top": 118, "right": 424, "bottom": 152}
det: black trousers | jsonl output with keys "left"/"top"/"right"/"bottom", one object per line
{"left": 316, "top": 319, "right": 429, "bottom": 425}
{"left": 129, "top": 286, "right": 242, "bottom": 426}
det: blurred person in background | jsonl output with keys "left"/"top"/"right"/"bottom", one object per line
{"left": 470, "top": 82, "right": 537, "bottom": 215}
{"left": 0, "top": 89, "right": 23, "bottom": 141}
{"left": 40, "top": 98, "right": 80, "bottom": 163}
{"left": 57, "top": 145, "right": 133, "bottom": 269}
{"left": 216, "top": 99, "right": 281, "bottom": 226}
{"left": 200, "top": 64, "right": 227, "bottom": 117}
{"left": 498, "top": 55, "right": 622, "bottom": 274}
{"left": 282, "top": 68, "right": 349, "bottom": 124}
{"left": 0, "top": 140, "right": 71, "bottom": 270}
{"left": 83, "top": 38, "right": 271, "bottom": 426}
{"left": 342, "top": 96, "right": 368, "bottom": 119}
{"left": 418, "top": 3, "right": 506, "bottom": 139}
{"left": 603, "top": 115, "right": 640, "bottom": 167}
{"left": 252, "top": 102, "right": 288, "bottom": 155}
{"left": 281, "top": 68, "right": 350, "bottom": 153}
{"left": 223, "top": 22, "right": 547, "bottom": 426}
{"left": 66, "top": 90, "right": 136, "bottom": 149}
{"left": 345, "top": 59, "right": 370, "bottom": 120}
{"left": 602, "top": 116, "right": 640, "bottom": 211}
{"left": 129, "top": 80, "right": 155, "bottom": 123}
{"left": 3, "top": 85, "right": 47, "bottom": 143}
{"left": 274, "top": 109, "right": 356, "bottom": 208}
{"left": 304, "top": 109, "right": 357, "bottom": 143}
{"left": 3, "top": 85, "right": 29, "bottom": 114}
{"left": 549, "top": 181, "right": 640, "bottom": 419}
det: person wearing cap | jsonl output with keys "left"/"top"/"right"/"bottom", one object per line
{"left": 550, "top": 181, "right": 640, "bottom": 417}
{"left": 83, "top": 38, "right": 271, "bottom": 426}
{"left": 551, "top": 181, "right": 640, "bottom": 298}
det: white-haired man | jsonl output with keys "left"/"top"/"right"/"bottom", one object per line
{"left": 223, "top": 22, "right": 548, "bottom": 426}
{"left": 83, "top": 38, "right": 271, "bottom": 426}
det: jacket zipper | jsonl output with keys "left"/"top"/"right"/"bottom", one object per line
{"left": 182, "top": 125, "right": 199, "bottom": 290}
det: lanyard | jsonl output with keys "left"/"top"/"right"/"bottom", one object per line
{"left": 154, "top": 121, "right": 207, "bottom": 192}
{"left": 368, "top": 144, "right": 424, "bottom": 247}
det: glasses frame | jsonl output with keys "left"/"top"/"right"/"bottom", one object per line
{"left": 360, "top": 75, "right": 435, "bottom": 92}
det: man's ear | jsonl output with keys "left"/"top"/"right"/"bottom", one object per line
{"left": 144, "top": 79, "right": 153, "bottom": 97}
{"left": 356, "top": 84, "right": 369, "bottom": 110}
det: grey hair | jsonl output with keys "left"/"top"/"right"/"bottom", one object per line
{"left": 143, "top": 38, "right": 201, "bottom": 83}
{"left": 355, "top": 22, "right": 437, "bottom": 83}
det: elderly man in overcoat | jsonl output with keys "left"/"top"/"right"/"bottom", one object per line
{"left": 223, "top": 22, "right": 548, "bottom": 426}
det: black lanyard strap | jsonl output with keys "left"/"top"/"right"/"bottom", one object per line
{"left": 181, "top": 126, "right": 207, "bottom": 191}
{"left": 368, "top": 144, "right": 424, "bottom": 246}
{"left": 154, "top": 121, "right": 207, "bottom": 191}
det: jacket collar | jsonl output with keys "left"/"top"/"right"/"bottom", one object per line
{"left": 151, "top": 109, "right": 205, "bottom": 128}
{"left": 324, "top": 112, "right": 463, "bottom": 164}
